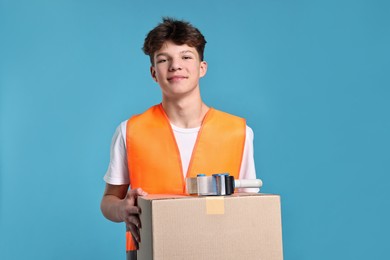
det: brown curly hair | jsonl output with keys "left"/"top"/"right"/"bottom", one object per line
{"left": 142, "top": 17, "right": 207, "bottom": 65}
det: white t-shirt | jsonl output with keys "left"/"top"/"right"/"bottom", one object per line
{"left": 104, "top": 120, "right": 259, "bottom": 192}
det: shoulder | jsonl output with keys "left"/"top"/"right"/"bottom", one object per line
{"left": 129, "top": 104, "right": 161, "bottom": 121}
{"left": 119, "top": 120, "right": 128, "bottom": 139}
{"left": 212, "top": 108, "right": 245, "bottom": 121}
{"left": 245, "top": 125, "right": 254, "bottom": 141}
{"left": 117, "top": 105, "right": 159, "bottom": 142}
{"left": 109, "top": 120, "right": 128, "bottom": 148}
{"left": 209, "top": 108, "right": 246, "bottom": 130}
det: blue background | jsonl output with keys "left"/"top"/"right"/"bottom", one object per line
{"left": 1, "top": 0, "right": 389, "bottom": 259}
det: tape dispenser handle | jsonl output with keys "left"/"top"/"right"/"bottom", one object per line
{"left": 234, "top": 179, "right": 263, "bottom": 188}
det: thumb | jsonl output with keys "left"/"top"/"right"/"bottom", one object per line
{"left": 128, "top": 188, "right": 148, "bottom": 198}
{"left": 136, "top": 187, "right": 148, "bottom": 196}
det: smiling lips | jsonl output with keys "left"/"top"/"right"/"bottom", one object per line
{"left": 167, "top": 75, "right": 188, "bottom": 82}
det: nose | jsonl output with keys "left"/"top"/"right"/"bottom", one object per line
{"left": 169, "top": 58, "right": 182, "bottom": 71}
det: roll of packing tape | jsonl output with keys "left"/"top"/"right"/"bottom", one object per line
{"left": 225, "top": 175, "right": 234, "bottom": 195}
{"left": 213, "top": 174, "right": 226, "bottom": 195}
{"left": 197, "top": 175, "right": 216, "bottom": 195}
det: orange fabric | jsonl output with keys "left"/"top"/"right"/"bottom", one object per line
{"left": 126, "top": 104, "right": 246, "bottom": 194}
{"left": 126, "top": 231, "right": 137, "bottom": 251}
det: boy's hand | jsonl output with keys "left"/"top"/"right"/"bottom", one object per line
{"left": 119, "top": 188, "right": 148, "bottom": 243}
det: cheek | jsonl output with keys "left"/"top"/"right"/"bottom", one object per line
{"left": 154, "top": 66, "right": 165, "bottom": 76}
{"left": 155, "top": 71, "right": 163, "bottom": 80}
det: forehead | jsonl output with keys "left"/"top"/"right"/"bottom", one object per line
{"left": 154, "top": 41, "right": 198, "bottom": 57}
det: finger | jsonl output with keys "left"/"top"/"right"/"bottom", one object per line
{"left": 125, "top": 190, "right": 140, "bottom": 206}
{"left": 126, "top": 205, "right": 141, "bottom": 215}
{"left": 136, "top": 188, "right": 148, "bottom": 196}
{"left": 128, "top": 188, "right": 148, "bottom": 198}
{"left": 125, "top": 215, "right": 141, "bottom": 229}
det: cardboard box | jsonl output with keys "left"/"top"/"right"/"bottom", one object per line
{"left": 138, "top": 193, "right": 283, "bottom": 260}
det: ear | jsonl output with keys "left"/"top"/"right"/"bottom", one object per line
{"left": 150, "top": 66, "right": 158, "bottom": 82}
{"left": 199, "top": 61, "right": 208, "bottom": 78}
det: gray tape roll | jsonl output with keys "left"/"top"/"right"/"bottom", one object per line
{"left": 197, "top": 176, "right": 217, "bottom": 195}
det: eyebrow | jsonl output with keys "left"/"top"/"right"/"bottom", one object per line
{"left": 156, "top": 50, "right": 195, "bottom": 57}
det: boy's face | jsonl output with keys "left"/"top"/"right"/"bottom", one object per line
{"left": 150, "top": 41, "right": 207, "bottom": 100}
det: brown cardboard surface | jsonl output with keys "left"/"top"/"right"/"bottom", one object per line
{"left": 138, "top": 193, "right": 283, "bottom": 260}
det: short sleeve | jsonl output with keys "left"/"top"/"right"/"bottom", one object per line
{"left": 103, "top": 121, "right": 130, "bottom": 185}
{"left": 238, "top": 125, "right": 260, "bottom": 193}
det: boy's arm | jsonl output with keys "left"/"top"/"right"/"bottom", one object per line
{"left": 100, "top": 184, "right": 147, "bottom": 243}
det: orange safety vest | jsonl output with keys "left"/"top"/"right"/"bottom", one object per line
{"left": 126, "top": 103, "right": 246, "bottom": 194}
{"left": 125, "top": 103, "right": 246, "bottom": 252}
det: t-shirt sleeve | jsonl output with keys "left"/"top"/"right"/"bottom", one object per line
{"left": 238, "top": 125, "right": 260, "bottom": 193}
{"left": 103, "top": 121, "right": 130, "bottom": 185}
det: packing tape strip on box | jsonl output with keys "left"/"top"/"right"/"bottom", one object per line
{"left": 206, "top": 197, "right": 225, "bottom": 215}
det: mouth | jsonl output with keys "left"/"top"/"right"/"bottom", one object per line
{"left": 167, "top": 76, "right": 188, "bottom": 82}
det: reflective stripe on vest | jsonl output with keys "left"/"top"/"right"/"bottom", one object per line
{"left": 126, "top": 104, "right": 246, "bottom": 194}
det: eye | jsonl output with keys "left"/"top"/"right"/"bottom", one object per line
{"left": 157, "top": 59, "right": 167, "bottom": 64}
{"left": 183, "top": 56, "right": 192, "bottom": 60}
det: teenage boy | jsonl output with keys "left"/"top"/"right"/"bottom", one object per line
{"left": 101, "top": 17, "right": 258, "bottom": 256}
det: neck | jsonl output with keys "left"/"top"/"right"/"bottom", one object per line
{"left": 161, "top": 95, "right": 209, "bottom": 128}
